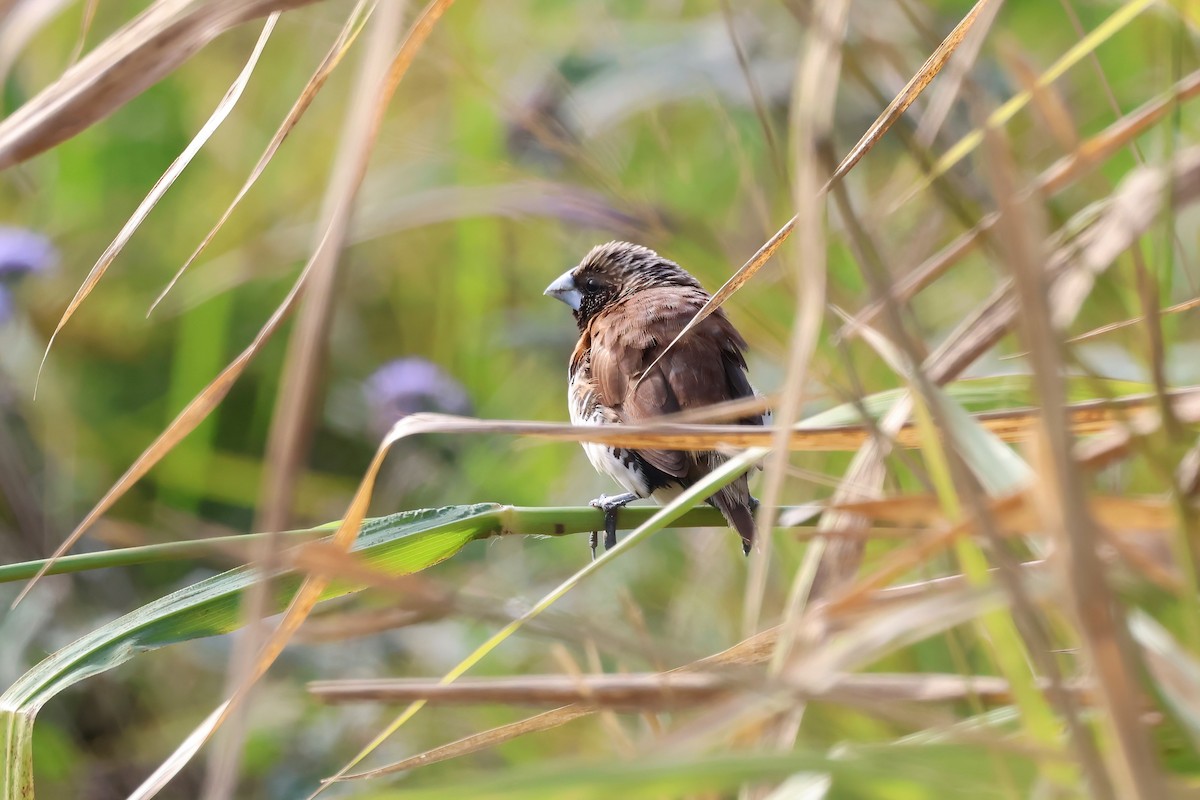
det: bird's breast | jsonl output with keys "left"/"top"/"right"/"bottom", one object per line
{"left": 567, "top": 356, "right": 651, "bottom": 498}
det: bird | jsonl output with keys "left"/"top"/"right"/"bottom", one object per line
{"left": 544, "top": 241, "right": 762, "bottom": 557}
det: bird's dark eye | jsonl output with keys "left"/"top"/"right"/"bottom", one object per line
{"left": 583, "top": 276, "right": 602, "bottom": 293}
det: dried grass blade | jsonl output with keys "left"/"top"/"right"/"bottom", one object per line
{"left": 34, "top": 13, "right": 279, "bottom": 393}
{"left": 823, "top": 0, "right": 999, "bottom": 190}
{"left": 18, "top": 393, "right": 1185, "bottom": 607}
{"left": 123, "top": 392, "right": 1179, "bottom": 454}
{"left": 836, "top": 494, "right": 1180, "bottom": 533}
{"left": 906, "top": 0, "right": 1157, "bottom": 201}
{"left": 124, "top": 3, "right": 461, "bottom": 795}
{"left": 129, "top": 701, "right": 232, "bottom": 800}
{"left": 311, "top": 673, "right": 731, "bottom": 710}
{"left": 745, "top": 0, "right": 849, "bottom": 640}
{"left": 844, "top": 66, "right": 1200, "bottom": 338}
{"left": 914, "top": 0, "right": 1001, "bottom": 145}
{"left": 148, "top": 0, "right": 377, "bottom": 315}
{"left": 1052, "top": 145, "right": 1200, "bottom": 326}
{"left": 321, "top": 446, "right": 768, "bottom": 787}
{"left": 207, "top": 12, "right": 402, "bottom": 787}
{"left": 636, "top": 0, "right": 998, "bottom": 387}
{"left": 1066, "top": 295, "right": 1200, "bottom": 345}
{"left": 15, "top": 396, "right": 1189, "bottom": 610}
{"left": 13, "top": 227, "right": 344, "bottom": 608}
{"left": 928, "top": 144, "right": 1200, "bottom": 386}
{"left": 310, "top": 671, "right": 1045, "bottom": 709}
{"left": 256, "top": 0, "right": 396, "bottom": 535}
{"left": 337, "top": 562, "right": 1056, "bottom": 778}
{"left": 987, "top": 121, "right": 1162, "bottom": 799}
{"left": 138, "top": 379, "right": 418, "bottom": 798}
{"left": 359, "top": 707, "right": 592, "bottom": 774}
{"left": 806, "top": 368, "right": 924, "bottom": 597}
{"left": 12, "top": 0, "right": 453, "bottom": 606}
{"left": 664, "top": 584, "right": 1020, "bottom": 754}
{"left": 823, "top": 492, "right": 1026, "bottom": 616}
{"left": 67, "top": 0, "right": 102, "bottom": 64}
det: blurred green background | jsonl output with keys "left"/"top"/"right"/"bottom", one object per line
{"left": 0, "top": 0, "right": 1196, "bottom": 797}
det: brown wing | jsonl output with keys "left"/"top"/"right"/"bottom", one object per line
{"left": 588, "top": 286, "right": 756, "bottom": 479}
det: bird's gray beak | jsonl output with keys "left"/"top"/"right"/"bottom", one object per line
{"left": 543, "top": 269, "right": 582, "bottom": 311}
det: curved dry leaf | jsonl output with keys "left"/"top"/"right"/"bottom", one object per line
{"left": 149, "top": 0, "right": 376, "bottom": 315}
{"left": 36, "top": 13, "right": 280, "bottom": 392}
{"left": 0, "top": 0, "right": 324, "bottom": 169}
{"left": 0, "top": 0, "right": 75, "bottom": 84}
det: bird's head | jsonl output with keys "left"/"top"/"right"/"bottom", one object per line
{"left": 543, "top": 241, "right": 702, "bottom": 329}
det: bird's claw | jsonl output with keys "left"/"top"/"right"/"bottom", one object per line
{"left": 588, "top": 492, "right": 637, "bottom": 553}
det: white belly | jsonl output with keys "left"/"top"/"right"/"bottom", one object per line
{"left": 568, "top": 369, "right": 652, "bottom": 498}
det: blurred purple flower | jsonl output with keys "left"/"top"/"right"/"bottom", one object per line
{"left": 0, "top": 227, "right": 56, "bottom": 323}
{"left": 0, "top": 227, "right": 56, "bottom": 281}
{"left": 365, "top": 358, "right": 472, "bottom": 436}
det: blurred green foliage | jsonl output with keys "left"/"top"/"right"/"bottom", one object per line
{"left": 0, "top": 0, "right": 1195, "bottom": 797}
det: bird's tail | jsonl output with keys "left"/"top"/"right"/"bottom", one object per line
{"left": 713, "top": 485, "right": 755, "bottom": 555}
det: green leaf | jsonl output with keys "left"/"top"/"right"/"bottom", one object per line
{"left": 0, "top": 504, "right": 494, "bottom": 799}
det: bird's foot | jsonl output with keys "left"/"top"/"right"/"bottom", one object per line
{"left": 589, "top": 492, "right": 638, "bottom": 553}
